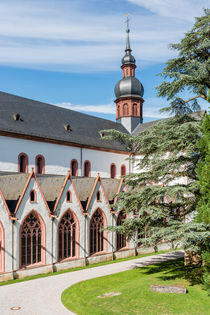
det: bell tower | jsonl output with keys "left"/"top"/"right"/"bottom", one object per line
{"left": 114, "top": 16, "right": 144, "bottom": 133}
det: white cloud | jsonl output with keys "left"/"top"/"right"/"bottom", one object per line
{"left": 56, "top": 102, "right": 115, "bottom": 114}
{"left": 127, "top": 0, "right": 208, "bottom": 21}
{"left": 56, "top": 97, "right": 171, "bottom": 119}
{"left": 0, "top": 0, "right": 207, "bottom": 72}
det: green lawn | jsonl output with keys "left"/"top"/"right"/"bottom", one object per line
{"left": 62, "top": 258, "right": 210, "bottom": 315}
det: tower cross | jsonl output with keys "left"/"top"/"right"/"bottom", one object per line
{"left": 125, "top": 13, "right": 130, "bottom": 32}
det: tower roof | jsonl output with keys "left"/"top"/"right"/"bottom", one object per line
{"left": 121, "top": 16, "right": 136, "bottom": 65}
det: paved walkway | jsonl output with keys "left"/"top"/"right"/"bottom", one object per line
{"left": 0, "top": 251, "right": 184, "bottom": 315}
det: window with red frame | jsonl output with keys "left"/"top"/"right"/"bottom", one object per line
{"left": 21, "top": 213, "right": 42, "bottom": 267}
{"left": 90, "top": 209, "right": 104, "bottom": 255}
{"left": 58, "top": 211, "right": 76, "bottom": 260}
{"left": 116, "top": 211, "right": 126, "bottom": 250}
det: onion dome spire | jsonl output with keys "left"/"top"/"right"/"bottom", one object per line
{"left": 122, "top": 14, "right": 136, "bottom": 65}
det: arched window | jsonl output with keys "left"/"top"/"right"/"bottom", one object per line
{"left": 132, "top": 104, "right": 137, "bottom": 116}
{"left": 66, "top": 190, "right": 71, "bottom": 202}
{"left": 117, "top": 211, "right": 126, "bottom": 250}
{"left": 0, "top": 221, "right": 5, "bottom": 273}
{"left": 96, "top": 191, "right": 101, "bottom": 202}
{"left": 30, "top": 190, "right": 36, "bottom": 202}
{"left": 71, "top": 159, "right": 78, "bottom": 176}
{"left": 90, "top": 209, "right": 104, "bottom": 255}
{"left": 126, "top": 69, "right": 128, "bottom": 76}
{"left": 84, "top": 161, "right": 91, "bottom": 177}
{"left": 121, "top": 165, "right": 126, "bottom": 176}
{"left": 20, "top": 212, "right": 43, "bottom": 267}
{"left": 117, "top": 105, "right": 120, "bottom": 118}
{"left": 110, "top": 163, "right": 116, "bottom": 179}
{"left": 58, "top": 211, "right": 77, "bottom": 260}
{"left": 35, "top": 155, "right": 45, "bottom": 174}
{"left": 123, "top": 103, "right": 129, "bottom": 116}
{"left": 18, "top": 153, "right": 28, "bottom": 173}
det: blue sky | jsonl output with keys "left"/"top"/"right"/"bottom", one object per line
{"left": 0, "top": 0, "right": 209, "bottom": 122}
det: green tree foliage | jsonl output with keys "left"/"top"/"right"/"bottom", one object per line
{"left": 157, "top": 9, "right": 210, "bottom": 115}
{"left": 102, "top": 113, "right": 210, "bottom": 253}
{"left": 196, "top": 113, "right": 210, "bottom": 224}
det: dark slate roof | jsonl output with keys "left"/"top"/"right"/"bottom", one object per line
{"left": 132, "top": 111, "right": 206, "bottom": 136}
{"left": 0, "top": 91, "right": 128, "bottom": 151}
{"left": 0, "top": 173, "right": 28, "bottom": 213}
{"left": 102, "top": 178, "right": 121, "bottom": 202}
{"left": 132, "top": 118, "right": 165, "bottom": 135}
{"left": 0, "top": 172, "right": 122, "bottom": 213}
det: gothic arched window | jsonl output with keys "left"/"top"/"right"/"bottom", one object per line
{"left": 123, "top": 103, "right": 129, "bottom": 116}
{"left": 71, "top": 159, "right": 78, "bottom": 176}
{"left": 121, "top": 165, "right": 126, "bottom": 176}
{"left": 132, "top": 103, "right": 137, "bottom": 116}
{"left": 35, "top": 155, "right": 45, "bottom": 174}
{"left": 90, "top": 209, "right": 104, "bottom": 255}
{"left": 117, "top": 211, "right": 126, "bottom": 250}
{"left": 18, "top": 153, "right": 28, "bottom": 173}
{"left": 20, "top": 212, "right": 43, "bottom": 267}
{"left": 84, "top": 160, "right": 91, "bottom": 177}
{"left": 117, "top": 105, "right": 120, "bottom": 118}
{"left": 58, "top": 211, "right": 77, "bottom": 260}
{"left": 110, "top": 163, "right": 116, "bottom": 179}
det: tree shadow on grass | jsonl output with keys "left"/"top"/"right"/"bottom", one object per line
{"left": 139, "top": 258, "right": 202, "bottom": 286}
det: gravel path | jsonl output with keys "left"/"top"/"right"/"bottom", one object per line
{"left": 0, "top": 251, "right": 184, "bottom": 315}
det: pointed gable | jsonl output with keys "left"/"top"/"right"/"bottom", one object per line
{"left": 53, "top": 171, "right": 83, "bottom": 214}
{"left": 114, "top": 178, "right": 128, "bottom": 205}
{"left": 86, "top": 174, "right": 111, "bottom": 212}
{"left": 14, "top": 170, "right": 51, "bottom": 217}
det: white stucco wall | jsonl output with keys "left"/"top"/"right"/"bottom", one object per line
{"left": 13, "top": 177, "right": 53, "bottom": 270}
{"left": 0, "top": 195, "right": 12, "bottom": 273}
{"left": 86, "top": 181, "right": 114, "bottom": 255}
{"left": 53, "top": 178, "right": 85, "bottom": 261}
{"left": 0, "top": 136, "right": 129, "bottom": 178}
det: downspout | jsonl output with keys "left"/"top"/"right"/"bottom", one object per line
{"left": 12, "top": 220, "right": 14, "bottom": 279}
{"left": 111, "top": 214, "right": 114, "bottom": 260}
{"left": 51, "top": 218, "right": 54, "bottom": 272}
{"left": 84, "top": 215, "right": 87, "bottom": 266}
{"left": 80, "top": 148, "right": 83, "bottom": 176}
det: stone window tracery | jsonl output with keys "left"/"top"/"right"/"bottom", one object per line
{"left": 90, "top": 209, "right": 104, "bottom": 255}
{"left": 58, "top": 211, "right": 76, "bottom": 260}
{"left": 20, "top": 213, "right": 42, "bottom": 267}
{"left": 117, "top": 211, "right": 126, "bottom": 250}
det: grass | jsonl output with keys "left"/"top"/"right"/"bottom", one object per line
{"left": 0, "top": 249, "right": 174, "bottom": 287}
{"left": 62, "top": 258, "right": 210, "bottom": 315}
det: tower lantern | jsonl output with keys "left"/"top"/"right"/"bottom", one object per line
{"left": 114, "top": 16, "right": 144, "bottom": 133}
